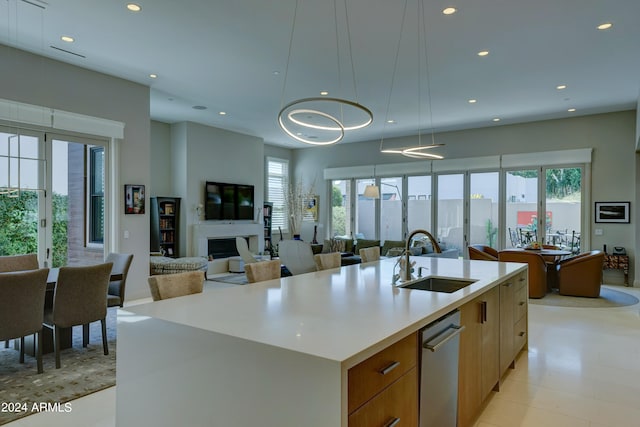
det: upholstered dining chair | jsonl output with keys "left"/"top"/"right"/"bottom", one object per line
{"left": 0, "top": 268, "right": 49, "bottom": 373}
{"left": 359, "top": 246, "right": 381, "bottom": 263}
{"left": 244, "top": 260, "right": 281, "bottom": 283}
{"left": 147, "top": 271, "right": 205, "bottom": 301}
{"left": 1, "top": 254, "right": 40, "bottom": 348}
{"left": 236, "top": 237, "right": 257, "bottom": 265}
{"left": 43, "top": 262, "right": 113, "bottom": 369}
{"left": 468, "top": 245, "right": 499, "bottom": 261}
{"left": 105, "top": 252, "right": 134, "bottom": 308}
{"left": 277, "top": 240, "right": 317, "bottom": 275}
{"left": 0, "top": 253, "right": 39, "bottom": 272}
{"left": 498, "top": 251, "right": 548, "bottom": 298}
{"left": 556, "top": 250, "right": 605, "bottom": 297}
{"left": 314, "top": 252, "right": 342, "bottom": 271}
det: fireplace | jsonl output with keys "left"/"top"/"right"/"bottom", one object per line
{"left": 208, "top": 237, "right": 244, "bottom": 259}
{"left": 193, "top": 223, "right": 262, "bottom": 258}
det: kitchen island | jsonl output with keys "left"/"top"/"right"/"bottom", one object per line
{"left": 117, "top": 256, "right": 526, "bottom": 427}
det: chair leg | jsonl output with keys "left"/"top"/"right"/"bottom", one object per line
{"left": 4, "top": 340, "right": 8, "bottom": 348}
{"left": 101, "top": 318, "right": 109, "bottom": 355}
{"left": 19, "top": 336, "right": 25, "bottom": 363}
{"left": 83, "top": 324, "right": 89, "bottom": 347}
{"left": 54, "top": 326, "right": 61, "bottom": 369}
{"left": 36, "top": 331, "right": 43, "bottom": 374}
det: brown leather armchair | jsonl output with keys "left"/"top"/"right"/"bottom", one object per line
{"left": 498, "top": 250, "right": 548, "bottom": 298}
{"left": 556, "top": 250, "right": 604, "bottom": 297}
{"left": 468, "top": 245, "right": 499, "bottom": 261}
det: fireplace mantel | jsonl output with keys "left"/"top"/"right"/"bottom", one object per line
{"left": 193, "top": 223, "right": 263, "bottom": 257}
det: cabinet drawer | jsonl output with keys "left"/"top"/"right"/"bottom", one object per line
{"left": 515, "top": 271, "right": 527, "bottom": 291}
{"left": 348, "top": 367, "right": 418, "bottom": 427}
{"left": 348, "top": 333, "right": 417, "bottom": 414}
{"left": 514, "top": 316, "right": 527, "bottom": 353}
{"left": 515, "top": 284, "right": 528, "bottom": 321}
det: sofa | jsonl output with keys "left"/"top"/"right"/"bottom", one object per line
{"left": 321, "top": 237, "right": 459, "bottom": 265}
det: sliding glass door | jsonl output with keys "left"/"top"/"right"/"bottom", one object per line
{"left": 504, "top": 169, "right": 539, "bottom": 248}
{"left": 469, "top": 172, "right": 499, "bottom": 247}
{"left": 437, "top": 174, "right": 464, "bottom": 254}
{"left": 544, "top": 166, "right": 582, "bottom": 252}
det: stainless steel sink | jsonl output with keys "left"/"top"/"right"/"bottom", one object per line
{"left": 398, "top": 277, "right": 476, "bottom": 293}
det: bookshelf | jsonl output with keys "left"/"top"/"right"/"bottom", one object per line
{"left": 150, "top": 197, "right": 181, "bottom": 257}
{"left": 263, "top": 202, "right": 273, "bottom": 257}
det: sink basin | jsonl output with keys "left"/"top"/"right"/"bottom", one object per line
{"left": 398, "top": 277, "right": 476, "bottom": 293}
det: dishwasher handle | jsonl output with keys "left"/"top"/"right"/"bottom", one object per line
{"left": 423, "top": 324, "right": 465, "bottom": 353}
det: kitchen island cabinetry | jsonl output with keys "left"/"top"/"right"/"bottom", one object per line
{"left": 117, "top": 257, "right": 526, "bottom": 427}
{"left": 348, "top": 332, "right": 418, "bottom": 427}
{"left": 500, "top": 270, "right": 528, "bottom": 374}
{"left": 457, "top": 285, "right": 500, "bottom": 427}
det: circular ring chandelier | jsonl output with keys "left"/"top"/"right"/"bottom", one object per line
{"left": 278, "top": 97, "right": 373, "bottom": 145}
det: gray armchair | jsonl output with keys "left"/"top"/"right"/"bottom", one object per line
{"left": 0, "top": 268, "right": 49, "bottom": 373}
{"left": 43, "top": 263, "right": 113, "bottom": 369}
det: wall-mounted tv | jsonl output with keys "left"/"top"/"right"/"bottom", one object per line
{"left": 205, "top": 181, "right": 254, "bottom": 220}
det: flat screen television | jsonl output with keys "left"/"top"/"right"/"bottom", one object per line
{"left": 205, "top": 181, "right": 254, "bottom": 220}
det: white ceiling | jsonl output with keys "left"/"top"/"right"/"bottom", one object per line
{"left": 1, "top": 0, "right": 639, "bottom": 148}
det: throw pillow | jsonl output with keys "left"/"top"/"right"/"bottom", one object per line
{"left": 323, "top": 238, "right": 346, "bottom": 253}
{"left": 381, "top": 240, "right": 405, "bottom": 256}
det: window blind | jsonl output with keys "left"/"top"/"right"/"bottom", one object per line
{"left": 267, "top": 157, "right": 289, "bottom": 233}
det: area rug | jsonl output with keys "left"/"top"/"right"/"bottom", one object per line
{"left": 209, "top": 273, "right": 249, "bottom": 285}
{"left": 529, "top": 286, "right": 639, "bottom": 308}
{"left": 0, "top": 308, "right": 117, "bottom": 425}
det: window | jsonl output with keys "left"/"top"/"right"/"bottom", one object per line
{"left": 88, "top": 146, "right": 104, "bottom": 244}
{"left": 266, "top": 157, "right": 289, "bottom": 232}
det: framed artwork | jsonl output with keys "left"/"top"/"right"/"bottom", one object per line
{"left": 125, "top": 184, "right": 145, "bottom": 214}
{"left": 594, "top": 201, "right": 630, "bottom": 223}
{"left": 303, "top": 195, "right": 319, "bottom": 222}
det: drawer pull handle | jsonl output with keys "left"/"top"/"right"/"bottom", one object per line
{"left": 385, "top": 417, "right": 401, "bottom": 427}
{"left": 379, "top": 361, "right": 400, "bottom": 375}
{"left": 519, "top": 301, "right": 526, "bottom": 306}
{"left": 503, "top": 282, "right": 513, "bottom": 287}
{"left": 519, "top": 331, "right": 526, "bottom": 337}
{"left": 519, "top": 277, "right": 526, "bottom": 282}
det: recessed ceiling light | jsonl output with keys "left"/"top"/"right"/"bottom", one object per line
{"left": 219, "top": 111, "right": 227, "bottom": 116}
{"left": 492, "top": 118, "right": 500, "bottom": 122}
{"left": 320, "top": 91, "right": 329, "bottom": 96}
{"left": 273, "top": 71, "right": 280, "bottom": 76}
{"left": 192, "top": 105, "right": 207, "bottom": 110}
{"left": 597, "top": 22, "right": 613, "bottom": 30}
{"left": 568, "top": 108, "right": 576, "bottom": 112}
{"left": 477, "top": 50, "right": 489, "bottom": 57}
{"left": 61, "top": 36, "right": 74, "bottom": 43}
{"left": 127, "top": 3, "right": 142, "bottom": 12}
{"left": 149, "top": 74, "right": 157, "bottom": 79}
{"left": 442, "top": 7, "right": 457, "bottom": 15}
{"left": 556, "top": 84, "right": 567, "bottom": 90}
{"left": 468, "top": 99, "right": 477, "bottom": 104}
{"left": 387, "top": 119, "right": 396, "bottom": 124}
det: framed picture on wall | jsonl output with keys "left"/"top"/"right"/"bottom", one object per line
{"left": 594, "top": 201, "right": 630, "bottom": 223}
{"left": 303, "top": 195, "right": 319, "bottom": 222}
{"left": 125, "top": 184, "right": 145, "bottom": 214}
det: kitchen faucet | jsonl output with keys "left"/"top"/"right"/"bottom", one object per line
{"left": 400, "top": 229, "right": 442, "bottom": 282}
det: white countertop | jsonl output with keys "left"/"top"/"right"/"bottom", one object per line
{"left": 123, "top": 257, "right": 525, "bottom": 367}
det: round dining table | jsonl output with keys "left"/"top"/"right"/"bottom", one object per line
{"left": 501, "top": 248, "right": 573, "bottom": 290}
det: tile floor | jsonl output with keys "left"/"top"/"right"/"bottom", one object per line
{"left": 5, "top": 284, "right": 640, "bottom": 427}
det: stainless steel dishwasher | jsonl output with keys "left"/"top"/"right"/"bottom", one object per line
{"left": 419, "top": 309, "right": 464, "bottom": 427}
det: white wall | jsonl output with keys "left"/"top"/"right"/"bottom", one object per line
{"left": 0, "top": 44, "right": 152, "bottom": 301}
{"left": 150, "top": 122, "right": 266, "bottom": 257}
{"left": 294, "top": 110, "right": 639, "bottom": 285}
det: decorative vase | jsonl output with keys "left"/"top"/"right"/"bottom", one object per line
{"left": 293, "top": 234, "right": 301, "bottom": 240}
{"left": 311, "top": 225, "right": 318, "bottom": 244}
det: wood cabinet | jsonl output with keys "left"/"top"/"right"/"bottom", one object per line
{"left": 458, "top": 285, "right": 500, "bottom": 427}
{"left": 348, "top": 333, "right": 418, "bottom": 427}
{"left": 263, "top": 202, "right": 273, "bottom": 257}
{"left": 500, "top": 270, "right": 528, "bottom": 374}
{"left": 150, "top": 197, "right": 180, "bottom": 258}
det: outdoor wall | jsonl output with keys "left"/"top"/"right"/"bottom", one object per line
{"left": 0, "top": 44, "right": 152, "bottom": 300}
{"left": 293, "top": 110, "right": 638, "bottom": 285}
